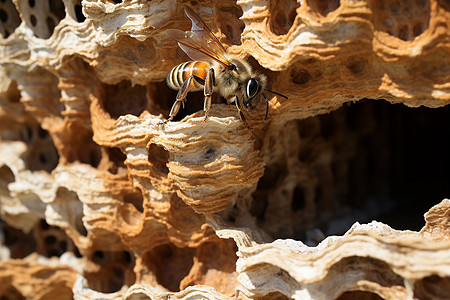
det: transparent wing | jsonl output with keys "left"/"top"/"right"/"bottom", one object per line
{"left": 183, "top": 5, "right": 227, "bottom": 53}
{"left": 165, "top": 5, "right": 232, "bottom": 69}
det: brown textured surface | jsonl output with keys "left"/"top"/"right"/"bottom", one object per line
{"left": 0, "top": 0, "right": 450, "bottom": 299}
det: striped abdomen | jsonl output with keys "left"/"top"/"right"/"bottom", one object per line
{"left": 166, "top": 61, "right": 210, "bottom": 91}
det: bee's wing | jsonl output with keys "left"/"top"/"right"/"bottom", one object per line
{"left": 165, "top": 5, "right": 233, "bottom": 69}
{"left": 183, "top": 5, "right": 227, "bottom": 54}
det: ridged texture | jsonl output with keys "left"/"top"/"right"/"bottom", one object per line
{"left": 0, "top": 0, "right": 449, "bottom": 299}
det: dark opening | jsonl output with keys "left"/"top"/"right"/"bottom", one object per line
{"left": 336, "top": 291, "right": 384, "bottom": 300}
{"left": 103, "top": 80, "right": 148, "bottom": 119}
{"left": 86, "top": 250, "right": 136, "bottom": 293}
{"left": 0, "top": 219, "right": 37, "bottom": 258}
{"left": 252, "top": 100, "right": 450, "bottom": 241}
{"left": 143, "top": 243, "right": 195, "bottom": 292}
{"left": 74, "top": 3, "right": 85, "bottom": 22}
{"left": 0, "top": 0, "right": 21, "bottom": 38}
{"left": 35, "top": 219, "right": 79, "bottom": 258}
{"left": 269, "top": 0, "right": 300, "bottom": 35}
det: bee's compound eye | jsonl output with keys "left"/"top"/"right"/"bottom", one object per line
{"left": 247, "top": 78, "right": 259, "bottom": 99}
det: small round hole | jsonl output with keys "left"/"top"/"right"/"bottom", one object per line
{"left": 75, "top": 4, "right": 85, "bottom": 22}
{"left": 39, "top": 152, "right": 49, "bottom": 165}
{"left": 46, "top": 16, "right": 56, "bottom": 34}
{"left": 203, "top": 147, "right": 216, "bottom": 159}
{"left": 0, "top": 9, "right": 8, "bottom": 22}
{"left": 30, "top": 14, "right": 37, "bottom": 26}
{"left": 59, "top": 240, "right": 68, "bottom": 252}
{"left": 412, "top": 22, "right": 424, "bottom": 37}
{"left": 347, "top": 56, "right": 365, "bottom": 74}
{"left": 112, "top": 266, "right": 124, "bottom": 280}
{"left": 38, "top": 127, "right": 49, "bottom": 138}
{"left": 40, "top": 219, "right": 50, "bottom": 230}
{"left": 308, "top": 0, "right": 340, "bottom": 17}
{"left": 44, "top": 235, "right": 57, "bottom": 246}
{"left": 122, "top": 251, "right": 132, "bottom": 264}
{"left": 397, "top": 25, "right": 409, "bottom": 41}
{"left": 290, "top": 68, "right": 312, "bottom": 85}
{"left": 292, "top": 186, "right": 306, "bottom": 211}
{"left": 275, "top": 12, "right": 287, "bottom": 29}
{"left": 93, "top": 251, "right": 105, "bottom": 263}
{"left": 89, "top": 149, "right": 101, "bottom": 168}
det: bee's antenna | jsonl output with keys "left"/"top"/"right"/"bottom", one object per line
{"left": 262, "top": 93, "right": 269, "bottom": 120}
{"left": 266, "top": 89, "right": 288, "bottom": 99}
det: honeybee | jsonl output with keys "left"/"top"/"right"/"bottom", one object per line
{"left": 160, "top": 5, "right": 287, "bottom": 125}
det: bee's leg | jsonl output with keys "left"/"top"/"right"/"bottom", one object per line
{"left": 158, "top": 75, "right": 198, "bottom": 125}
{"left": 234, "top": 95, "right": 246, "bottom": 122}
{"left": 246, "top": 99, "right": 255, "bottom": 110}
{"left": 262, "top": 93, "right": 269, "bottom": 120}
{"left": 203, "top": 68, "right": 214, "bottom": 121}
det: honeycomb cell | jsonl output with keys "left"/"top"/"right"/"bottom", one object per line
{"left": 118, "top": 190, "right": 144, "bottom": 226}
{"left": 0, "top": 120, "right": 59, "bottom": 172}
{"left": 103, "top": 81, "right": 148, "bottom": 120}
{"left": 369, "top": 0, "right": 430, "bottom": 41}
{"left": 336, "top": 291, "right": 384, "bottom": 300}
{"left": 251, "top": 162, "right": 287, "bottom": 221}
{"left": 215, "top": 3, "right": 244, "bottom": 45}
{"left": 180, "top": 240, "right": 238, "bottom": 295}
{"left": 86, "top": 251, "right": 135, "bottom": 293}
{"left": 54, "top": 187, "right": 87, "bottom": 239}
{"left": 438, "top": 0, "right": 450, "bottom": 10}
{"left": 0, "top": 285, "right": 25, "bottom": 300}
{"left": 291, "top": 186, "right": 306, "bottom": 211}
{"left": 34, "top": 219, "right": 79, "bottom": 258}
{"left": 143, "top": 243, "right": 195, "bottom": 292}
{"left": 3, "top": 80, "right": 20, "bottom": 103}
{"left": 18, "top": 0, "right": 65, "bottom": 39}
{"left": 97, "top": 147, "right": 127, "bottom": 175}
{"left": 268, "top": 0, "right": 299, "bottom": 35}
{"left": 65, "top": 0, "right": 84, "bottom": 23}
{"left": 290, "top": 68, "right": 312, "bottom": 85}
{"left": 346, "top": 56, "right": 366, "bottom": 74}
{"left": 148, "top": 143, "right": 169, "bottom": 178}
{"left": 145, "top": 81, "right": 176, "bottom": 119}
{"left": 414, "top": 275, "right": 450, "bottom": 299}
{"left": 307, "top": 0, "right": 340, "bottom": 17}
{"left": 74, "top": 3, "right": 84, "bottom": 23}
{"left": 39, "top": 287, "right": 73, "bottom": 300}
{"left": 124, "top": 190, "right": 144, "bottom": 213}
{"left": 0, "top": 0, "right": 21, "bottom": 38}
{"left": 24, "top": 126, "right": 59, "bottom": 172}
{"left": 0, "top": 164, "right": 14, "bottom": 191}
{"left": 0, "top": 219, "right": 37, "bottom": 258}
{"left": 60, "top": 122, "right": 101, "bottom": 168}
{"left": 330, "top": 256, "right": 404, "bottom": 287}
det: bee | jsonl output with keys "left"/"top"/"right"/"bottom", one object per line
{"left": 159, "top": 5, "right": 287, "bottom": 125}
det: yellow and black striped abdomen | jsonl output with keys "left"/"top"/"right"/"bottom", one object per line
{"left": 166, "top": 61, "right": 210, "bottom": 91}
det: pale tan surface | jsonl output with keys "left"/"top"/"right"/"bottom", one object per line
{"left": 0, "top": 0, "right": 449, "bottom": 299}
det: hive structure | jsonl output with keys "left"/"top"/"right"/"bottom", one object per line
{"left": 1, "top": 0, "right": 450, "bottom": 299}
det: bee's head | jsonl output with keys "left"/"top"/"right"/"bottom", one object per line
{"left": 241, "top": 73, "right": 287, "bottom": 120}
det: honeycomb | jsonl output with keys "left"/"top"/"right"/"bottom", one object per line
{"left": 1, "top": 0, "right": 450, "bottom": 299}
